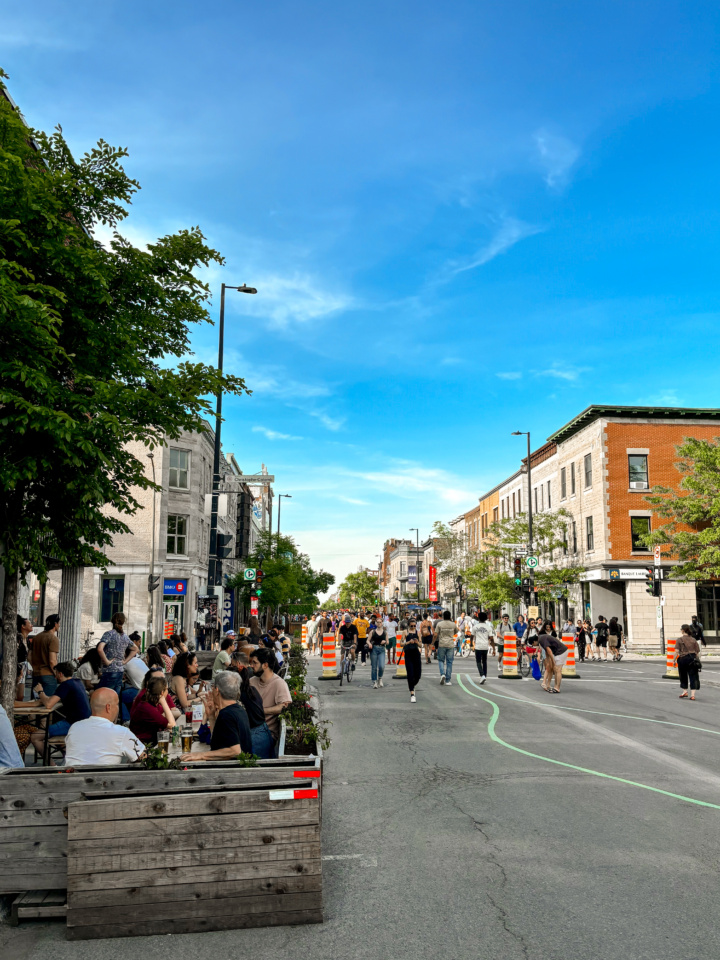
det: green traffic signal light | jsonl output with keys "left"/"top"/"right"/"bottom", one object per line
{"left": 256, "top": 588, "right": 263, "bottom": 596}
{"left": 514, "top": 577, "right": 522, "bottom": 586}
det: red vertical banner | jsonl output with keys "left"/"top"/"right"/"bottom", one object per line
{"left": 429, "top": 565, "right": 437, "bottom": 602}
{"left": 250, "top": 595, "right": 259, "bottom": 616}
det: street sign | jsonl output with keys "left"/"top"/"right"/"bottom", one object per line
{"left": 525, "top": 556, "right": 538, "bottom": 569}
{"left": 250, "top": 596, "right": 258, "bottom": 616}
{"left": 243, "top": 568, "right": 256, "bottom": 581}
{"left": 528, "top": 605, "right": 539, "bottom": 618}
{"left": 654, "top": 546, "right": 661, "bottom": 567}
{"left": 610, "top": 568, "right": 649, "bottom": 581}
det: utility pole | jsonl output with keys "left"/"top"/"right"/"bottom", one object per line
{"left": 277, "top": 494, "right": 292, "bottom": 555}
{"left": 512, "top": 430, "right": 535, "bottom": 607}
{"left": 146, "top": 452, "right": 159, "bottom": 647}
{"left": 207, "top": 282, "right": 257, "bottom": 591}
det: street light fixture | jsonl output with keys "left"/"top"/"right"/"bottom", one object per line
{"left": 208, "top": 282, "right": 258, "bottom": 590}
{"left": 511, "top": 431, "right": 534, "bottom": 555}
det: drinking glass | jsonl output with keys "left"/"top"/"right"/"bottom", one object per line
{"left": 181, "top": 726, "right": 193, "bottom": 753}
{"left": 185, "top": 706, "right": 193, "bottom": 724}
{"left": 157, "top": 731, "right": 170, "bottom": 754}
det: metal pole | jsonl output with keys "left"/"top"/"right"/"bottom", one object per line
{"left": 277, "top": 495, "right": 282, "bottom": 543}
{"left": 416, "top": 529, "right": 421, "bottom": 601}
{"left": 147, "top": 453, "right": 156, "bottom": 646}
{"left": 526, "top": 432, "right": 533, "bottom": 554}
{"left": 208, "top": 283, "right": 226, "bottom": 589}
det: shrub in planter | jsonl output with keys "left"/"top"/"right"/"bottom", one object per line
{"left": 282, "top": 689, "right": 331, "bottom": 755}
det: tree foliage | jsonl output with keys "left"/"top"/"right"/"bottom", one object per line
{"left": 0, "top": 73, "right": 249, "bottom": 711}
{"left": 336, "top": 569, "right": 378, "bottom": 608}
{"left": 643, "top": 437, "right": 720, "bottom": 579}
{"left": 226, "top": 532, "right": 335, "bottom": 619}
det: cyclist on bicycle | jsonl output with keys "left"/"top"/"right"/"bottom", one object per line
{"left": 338, "top": 614, "right": 359, "bottom": 673}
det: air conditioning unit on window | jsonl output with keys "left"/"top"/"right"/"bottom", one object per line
{"left": 630, "top": 481, "right": 648, "bottom": 490}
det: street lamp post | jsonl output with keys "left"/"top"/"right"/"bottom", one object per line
{"left": 146, "top": 452, "right": 157, "bottom": 647}
{"left": 207, "top": 282, "right": 257, "bottom": 591}
{"left": 409, "top": 528, "right": 420, "bottom": 602}
{"left": 511, "top": 431, "right": 534, "bottom": 555}
{"left": 277, "top": 494, "right": 292, "bottom": 551}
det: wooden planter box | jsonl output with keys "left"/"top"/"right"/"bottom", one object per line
{"left": 0, "top": 758, "right": 320, "bottom": 897}
{"left": 65, "top": 782, "right": 323, "bottom": 939}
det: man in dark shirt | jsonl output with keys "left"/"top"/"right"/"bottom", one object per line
{"left": 32, "top": 661, "right": 91, "bottom": 755}
{"left": 690, "top": 616, "right": 706, "bottom": 647}
{"left": 338, "top": 614, "right": 359, "bottom": 665}
{"left": 534, "top": 632, "right": 569, "bottom": 694}
{"left": 181, "top": 670, "right": 251, "bottom": 761}
{"left": 594, "top": 617, "right": 610, "bottom": 662}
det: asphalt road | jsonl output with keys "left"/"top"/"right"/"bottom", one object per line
{"left": 4, "top": 654, "right": 720, "bottom": 960}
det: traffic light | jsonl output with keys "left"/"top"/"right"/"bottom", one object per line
{"left": 216, "top": 533, "right": 233, "bottom": 559}
{"left": 513, "top": 557, "right": 523, "bottom": 597}
{"left": 256, "top": 569, "right": 265, "bottom": 586}
{"left": 148, "top": 574, "right": 160, "bottom": 592}
{"left": 645, "top": 569, "right": 654, "bottom": 595}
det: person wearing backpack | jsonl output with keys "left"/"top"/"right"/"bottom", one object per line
{"left": 594, "top": 616, "right": 610, "bottom": 662}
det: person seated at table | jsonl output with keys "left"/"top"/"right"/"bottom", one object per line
{"left": 156, "top": 640, "right": 173, "bottom": 672}
{"left": 169, "top": 652, "right": 201, "bottom": 713}
{"left": 213, "top": 635, "right": 236, "bottom": 677}
{"left": 129, "top": 675, "right": 177, "bottom": 744}
{"left": 145, "top": 644, "right": 166, "bottom": 673}
{"left": 64, "top": 688, "right": 146, "bottom": 765}
{"left": 73, "top": 645, "right": 103, "bottom": 692}
{"left": 249, "top": 647, "right": 292, "bottom": 749}
{"left": 120, "top": 645, "right": 149, "bottom": 721}
{"left": 30, "top": 661, "right": 91, "bottom": 757}
{"left": 180, "top": 671, "right": 251, "bottom": 762}
{"left": 228, "top": 660, "right": 274, "bottom": 759}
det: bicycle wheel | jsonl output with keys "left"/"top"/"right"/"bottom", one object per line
{"left": 461, "top": 644, "right": 470, "bottom": 658}
{"left": 519, "top": 651, "right": 531, "bottom": 678}
{"left": 346, "top": 659, "right": 352, "bottom": 683}
{"left": 339, "top": 658, "right": 344, "bottom": 685}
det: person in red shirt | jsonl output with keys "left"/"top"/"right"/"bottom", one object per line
{"left": 129, "top": 675, "right": 177, "bottom": 743}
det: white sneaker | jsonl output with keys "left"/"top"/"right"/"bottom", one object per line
{"left": 445, "top": 680, "right": 452, "bottom": 686}
{"left": 373, "top": 681, "right": 378, "bottom": 689}
{"left": 479, "top": 677, "right": 486, "bottom": 685}
{"left": 410, "top": 694, "right": 416, "bottom": 703}
{"left": 440, "top": 676, "right": 445, "bottom": 685}
{"left": 379, "top": 679, "right": 384, "bottom": 687}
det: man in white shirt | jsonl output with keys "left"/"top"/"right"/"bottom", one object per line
{"left": 468, "top": 612, "right": 495, "bottom": 684}
{"left": 306, "top": 614, "right": 319, "bottom": 655}
{"left": 64, "top": 688, "right": 146, "bottom": 766}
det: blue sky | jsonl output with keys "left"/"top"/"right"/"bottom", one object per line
{"left": 5, "top": 1, "right": 720, "bottom": 588}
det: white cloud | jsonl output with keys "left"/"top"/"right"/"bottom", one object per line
{"left": 448, "top": 218, "right": 543, "bottom": 277}
{"left": 252, "top": 426, "right": 303, "bottom": 441}
{"left": 497, "top": 372, "right": 522, "bottom": 381}
{"left": 336, "top": 496, "right": 370, "bottom": 506}
{"left": 539, "top": 368, "right": 580, "bottom": 382}
{"left": 232, "top": 272, "right": 352, "bottom": 329}
{"left": 347, "top": 461, "right": 476, "bottom": 507}
{"left": 534, "top": 129, "right": 581, "bottom": 189}
{"left": 314, "top": 413, "right": 345, "bottom": 431}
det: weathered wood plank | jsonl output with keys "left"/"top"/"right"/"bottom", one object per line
{"left": 0, "top": 874, "right": 66, "bottom": 895}
{"left": 66, "top": 906, "right": 324, "bottom": 939}
{"left": 67, "top": 840, "right": 320, "bottom": 876}
{"left": 68, "top": 856, "right": 321, "bottom": 891}
{"left": 0, "top": 808, "right": 66, "bottom": 827}
{"left": 67, "top": 790, "right": 319, "bottom": 824}
{"left": 0, "top": 840, "right": 67, "bottom": 860}
{"left": 67, "top": 822, "right": 319, "bottom": 857}
{"left": 0, "top": 769, "right": 316, "bottom": 809}
{"left": 66, "top": 872, "right": 322, "bottom": 909}
{"left": 69, "top": 805, "right": 319, "bottom": 840}
{"left": 0, "top": 824, "right": 66, "bottom": 843}
{"left": 79, "top": 776, "right": 311, "bottom": 802}
{"left": 67, "top": 891, "right": 322, "bottom": 927}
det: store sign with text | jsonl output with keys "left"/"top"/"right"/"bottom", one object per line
{"left": 428, "top": 565, "right": 437, "bottom": 602}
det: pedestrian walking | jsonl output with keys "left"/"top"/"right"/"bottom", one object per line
{"left": 470, "top": 612, "right": 495, "bottom": 684}
{"left": 675, "top": 624, "right": 701, "bottom": 701}
{"left": 595, "top": 616, "right": 611, "bottom": 661}
{"left": 689, "top": 615, "right": 706, "bottom": 648}
{"left": 608, "top": 617, "right": 624, "bottom": 660}
{"left": 354, "top": 612, "right": 370, "bottom": 664}
{"left": 513, "top": 614, "right": 527, "bottom": 641}
{"left": 575, "top": 620, "right": 592, "bottom": 662}
{"left": 404, "top": 619, "right": 422, "bottom": 702}
{"left": 386, "top": 615, "right": 398, "bottom": 665}
{"left": 433, "top": 611, "right": 457, "bottom": 686}
{"left": 368, "top": 618, "right": 388, "bottom": 689}
{"left": 420, "top": 614, "right": 434, "bottom": 663}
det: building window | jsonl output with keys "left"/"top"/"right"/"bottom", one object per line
{"left": 518, "top": 489, "right": 521, "bottom": 512}
{"left": 501, "top": 500, "right": 505, "bottom": 519}
{"left": 512, "top": 492, "right": 516, "bottom": 517}
{"left": 400, "top": 561, "right": 406, "bottom": 576}
{"left": 629, "top": 455, "right": 649, "bottom": 490}
{"left": 631, "top": 517, "right": 651, "bottom": 551}
{"left": 493, "top": 507, "right": 498, "bottom": 523}
{"left": 167, "top": 515, "right": 188, "bottom": 555}
{"left": 584, "top": 454, "right": 592, "bottom": 489}
{"left": 571, "top": 463, "right": 576, "bottom": 495}
{"left": 169, "top": 449, "right": 189, "bottom": 489}
{"left": 572, "top": 521, "right": 577, "bottom": 553}
{"left": 100, "top": 576, "right": 124, "bottom": 621}
{"left": 586, "top": 516, "right": 594, "bottom": 551}
{"left": 563, "top": 526, "right": 568, "bottom": 555}
{"left": 560, "top": 467, "right": 567, "bottom": 499}
{"left": 547, "top": 480, "right": 551, "bottom": 510}
{"left": 534, "top": 488, "right": 538, "bottom": 513}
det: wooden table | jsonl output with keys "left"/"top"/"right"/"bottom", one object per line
{"left": 13, "top": 702, "right": 57, "bottom": 766}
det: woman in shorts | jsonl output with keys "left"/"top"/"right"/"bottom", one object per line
{"left": 420, "top": 615, "right": 434, "bottom": 664}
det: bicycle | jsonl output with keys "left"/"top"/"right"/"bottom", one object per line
{"left": 518, "top": 644, "right": 532, "bottom": 678}
{"left": 339, "top": 646, "right": 354, "bottom": 685}
{"left": 460, "top": 635, "right": 473, "bottom": 658}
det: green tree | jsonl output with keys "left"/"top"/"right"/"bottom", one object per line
{"left": 227, "top": 532, "right": 334, "bottom": 624}
{"left": 0, "top": 74, "right": 249, "bottom": 713}
{"left": 337, "top": 569, "right": 379, "bottom": 608}
{"left": 643, "top": 436, "right": 720, "bottom": 578}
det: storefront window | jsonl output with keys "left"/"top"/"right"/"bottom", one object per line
{"left": 100, "top": 577, "right": 124, "bottom": 621}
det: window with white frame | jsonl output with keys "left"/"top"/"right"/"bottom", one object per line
{"left": 586, "top": 516, "right": 594, "bottom": 551}
{"left": 584, "top": 454, "right": 592, "bottom": 489}
{"left": 560, "top": 467, "right": 567, "bottom": 499}
{"left": 169, "top": 449, "right": 189, "bottom": 489}
{"left": 167, "top": 515, "right": 188, "bottom": 555}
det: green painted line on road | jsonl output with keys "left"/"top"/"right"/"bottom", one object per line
{"left": 465, "top": 675, "right": 720, "bottom": 738}
{"left": 456, "top": 675, "right": 720, "bottom": 811}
